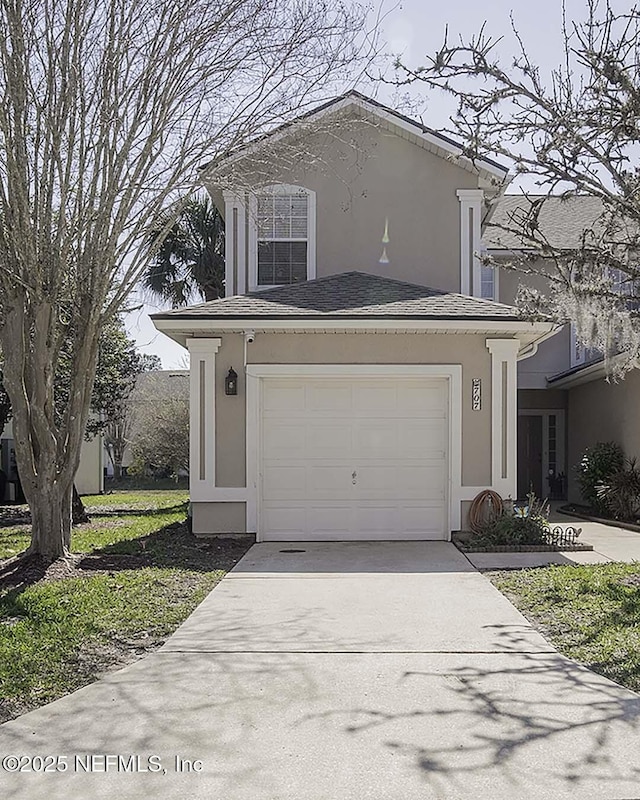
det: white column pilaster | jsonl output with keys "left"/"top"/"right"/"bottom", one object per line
{"left": 222, "top": 191, "right": 246, "bottom": 297}
{"left": 187, "top": 338, "right": 222, "bottom": 500}
{"left": 457, "top": 189, "right": 484, "bottom": 296}
{"left": 486, "top": 338, "right": 520, "bottom": 499}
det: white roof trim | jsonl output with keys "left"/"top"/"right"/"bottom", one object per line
{"left": 153, "top": 315, "right": 556, "bottom": 350}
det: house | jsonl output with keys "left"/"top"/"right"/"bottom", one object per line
{"left": 0, "top": 419, "right": 104, "bottom": 500}
{"left": 486, "top": 195, "right": 640, "bottom": 503}
{"left": 103, "top": 370, "right": 189, "bottom": 479}
{"left": 152, "top": 91, "right": 558, "bottom": 541}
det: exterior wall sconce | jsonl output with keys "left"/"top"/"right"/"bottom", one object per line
{"left": 225, "top": 367, "right": 238, "bottom": 396}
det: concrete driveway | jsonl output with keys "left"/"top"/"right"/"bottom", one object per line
{"left": 2, "top": 542, "right": 640, "bottom": 799}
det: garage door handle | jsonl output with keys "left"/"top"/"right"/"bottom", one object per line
{"left": 352, "top": 470, "right": 357, "bottom": 485}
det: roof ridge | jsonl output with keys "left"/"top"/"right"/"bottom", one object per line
{"left": 246, "top": 270, "right": 448, "bottom": 298}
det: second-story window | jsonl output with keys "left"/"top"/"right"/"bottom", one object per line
{"left": 253, "top": 186, "right": 316, "bottom": 288}
{"left": 480, "top": 264, "right": 496, "bottom": 300}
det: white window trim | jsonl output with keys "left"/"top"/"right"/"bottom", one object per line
{"left": 248, "top": 184, "right": 316, "bottom": 291}
{"left": 479, "top": 253, "right": 499, "bottom": 302}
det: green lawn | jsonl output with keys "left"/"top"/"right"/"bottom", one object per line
{"left": 490, "top": 563, "right": 640, "bottom": 692}
{"left": 0, "top": 490, "right": 190, "bottom": 559}
{"left": 0, "top": 489, "right": 250, "bottom": 722}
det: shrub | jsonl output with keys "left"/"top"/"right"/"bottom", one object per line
{"left": 471, "top": 492, "right": 550, "bottom": 547}
{"left": 597, "top": 458, "right": 640, "bottom": 521}
{"left": 576, "top": 442, "right": 624, "bottom": 512}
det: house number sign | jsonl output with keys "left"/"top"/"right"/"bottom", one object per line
{"left": 472, "top": 379, "right": 482, "bottom": 411}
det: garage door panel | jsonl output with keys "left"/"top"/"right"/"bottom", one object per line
{"left": 353, "top": 421, "right": 447, "bottom": 460}
{"left": 305, "top": 423, "right": 353, "bottom": 458}
{"left": 353, "top": 422, "right": 398, "bottom": 457}
{"left": 260, "top": 376, "right": 449, "bottom": 540}
{"left": 261, "top": 505, "right": 307, "bottom": 535}
{"left": 307, "top": 505, "right": 352, "bottom": 536}
{"left": 307, "top": 465, "right": 355, "bottom": 495}
{"left": 262, "top": 465, "right": 307, "bottom": 496}
{"left": 264, "top": 422, "right": 353, "bottom": 459}
{"left": 307, "top": 383, "right": 353, "bottom": 413}
{"left": 263, "top": 383, "right": 306, "bottom": 413}
{"left": 397, "top": 420, "right": 447, "bottom": 454}
{"left": 352, "top": 383, "right": 398, "bottom": 412}
{"left": 262, "top": 423, "right": 308, "bottom": 458}
{"left": 398, "top": 383, "right": 447, "bottom": 414}
{"left": 354, "top": 503, "right": 445, "bottom": 538}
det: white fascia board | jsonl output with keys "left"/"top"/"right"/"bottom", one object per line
{"left": 153, "top": 316, "right": 555, "bottom": 335}
{"left": 153, "top": 316, "right": 556, "bottom": 350}
{"left": 205, "top": 95, "right": 509, "bottom": 184}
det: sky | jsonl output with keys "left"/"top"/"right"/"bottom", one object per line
{"left": 125, "top": 0, "right": 595, "bottom": 368}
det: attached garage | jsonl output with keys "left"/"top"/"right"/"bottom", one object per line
{"left": 257, "top": 373, "right": 449, "bottom": 541}
{"left": 151, "top": 271, "right": 557, "bottom": 539}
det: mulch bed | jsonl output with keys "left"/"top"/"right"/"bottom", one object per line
{"left": 456, "top": 542, "right": 594, "bottom": 553}
{"left": 0, "top": 504, "right": 30, "bottom": 527}
{"left": 0, "top": 522, "right": 253, "bottom": 593}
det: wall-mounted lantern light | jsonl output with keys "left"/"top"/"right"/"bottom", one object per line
{"left": 225, "top": 367, "right": 238, "bottom": 396}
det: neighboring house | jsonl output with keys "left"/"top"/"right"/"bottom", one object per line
{"left": 103, "top": 370, "right": 189, "bottom": 478}
{"left": 486, "top": 195, "right": 639, "bottom": 503}
{"left": 0, "top": 419, "right": 104, "bottom": 500}
{"left": 152, "top": 91, "right": 556, "bottom": 541}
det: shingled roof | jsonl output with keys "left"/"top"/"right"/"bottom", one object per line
{"left": 151, "top": 271, "right": 526, "bottom": 321}
{"left": 485, "top": 195, "right": 606, "bottom": 250}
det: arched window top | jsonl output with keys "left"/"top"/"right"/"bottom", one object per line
{"left": 256, "top": 183, "right": 314, "bottom": 196}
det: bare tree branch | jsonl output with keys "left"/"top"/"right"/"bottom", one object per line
{"left": 0, "top": 0, "right": 380, "bottom": 559}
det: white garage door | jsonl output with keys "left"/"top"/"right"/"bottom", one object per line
{"left": 260, "top": 377, "right": 449, "bottom": 540}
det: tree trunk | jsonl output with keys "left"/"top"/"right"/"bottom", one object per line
{"left": 72, "top": 484, "right": 89, "bottom": 524}
{"left": 26, "top": 481, "right": 73, "bottom": 560}
{"left": 113, "top": 442, "right": 124, "bottom": 480}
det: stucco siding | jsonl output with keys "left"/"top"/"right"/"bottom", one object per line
{"left": 517, "top": 325, "right": 570, "bottom": 389}
{"left": 192, "top": 502, "right": 246, "bottom": 535}
{"left": 496, "top": 255, "right": 569, "bottom": 385}
{"left": 211, "top": 121, "right": 480, "bottom": 293}
{"left": 567, "top": 370, "right": 640, "bottom": 502}
{"left": 518, "top": 389, "right": 568, "bottom": 411}
{"left": 215, "top": 334, "right": 246, "bottom": 487}
{"left": 191, "top": 331, "right": 500, "bottom": 534}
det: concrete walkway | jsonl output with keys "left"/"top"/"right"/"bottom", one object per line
{"left": 3, "top": 542, "right": 640, "bottom": 799}
{"left": 466, "top": 514, "right": 640, "bottom": 570}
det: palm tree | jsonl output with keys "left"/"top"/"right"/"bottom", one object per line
{"left": 145, "top": 195, "right": 225, "bottom": 307}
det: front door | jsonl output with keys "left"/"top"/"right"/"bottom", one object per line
{"left": 518, "top": 415, "right": 543, "bottom": 499}
{"left": 517, "top": 410, "right": 566, "bottom": 501}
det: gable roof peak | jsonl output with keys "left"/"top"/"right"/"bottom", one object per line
{"left": 207, "top": 91, "right": 509, "bottom": 183}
